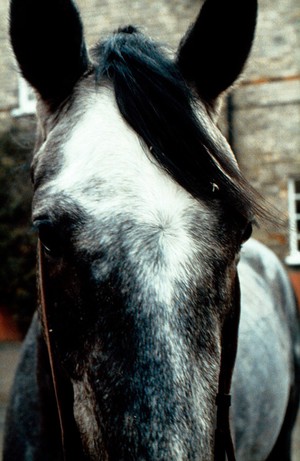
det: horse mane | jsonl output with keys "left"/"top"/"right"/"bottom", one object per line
{"left": 93, "top": 26, "right": 268, "bottom": 222}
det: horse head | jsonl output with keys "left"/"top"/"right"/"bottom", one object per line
{"left": 10, "top": 0, "right": 262, "bottom": 459}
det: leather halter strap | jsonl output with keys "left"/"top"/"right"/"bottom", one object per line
{"left": 38, "top": 242, "right": 85, "bottom": 461}
{"left": 38, "top": 241, "right": 68, "bottom": 461}
{"left": 214, "top": 276, "right": 241, "bottom": 461}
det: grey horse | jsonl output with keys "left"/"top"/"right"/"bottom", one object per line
{"left": 4, "top": 0, "right": 300, "bottom": 459}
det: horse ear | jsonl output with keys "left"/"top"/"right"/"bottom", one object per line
{"left": 10, "top": 0, "right": 89, "bottom": 107}
{"left": 177, "top": 0, "right": 257, "bottom": 104}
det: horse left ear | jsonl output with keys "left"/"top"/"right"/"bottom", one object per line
{"left": 177, "top": 0, "right": 257, "bottom": 105}
{"left": 10, "top": 0, "right": 89, "bottom": 108}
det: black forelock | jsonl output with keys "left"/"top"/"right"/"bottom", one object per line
{"left": 92, "top": 26, "right": 268, "bottom": 222}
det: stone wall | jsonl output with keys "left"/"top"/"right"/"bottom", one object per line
{"left": 231, "top": 0, "right": 300, "bottom": 260}
{"left": 0, "top": 0, "right": 18, "bottom": 128}
{"left": 76, "top": 0, "right": 201, "bottom": 49}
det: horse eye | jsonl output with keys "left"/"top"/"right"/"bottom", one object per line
{"left": 241, "top": 222, "right": 253, "bottom": 244}
{"left": 34, "top": 220, "right": 62, "bottom": 257}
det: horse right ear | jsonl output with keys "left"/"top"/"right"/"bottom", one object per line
{"left": 177, "top": 0, "right": 257, "bottom": 106}
{"left": 10, "top": 0, "right": 89, "bottom": 107}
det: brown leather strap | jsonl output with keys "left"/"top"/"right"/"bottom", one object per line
{"left": 38, "top": 241, "right": 68, "bottom": 461}
{"left": 214, "top": 275, "right": 241, "bottom": 461}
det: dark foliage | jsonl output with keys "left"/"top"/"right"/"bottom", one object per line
{"left": 0, "top": 120, "right": 36, "bottom": 335}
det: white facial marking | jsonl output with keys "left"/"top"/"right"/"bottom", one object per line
{"left": 47, "top": 87, "right": 208, "bottom": 295}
